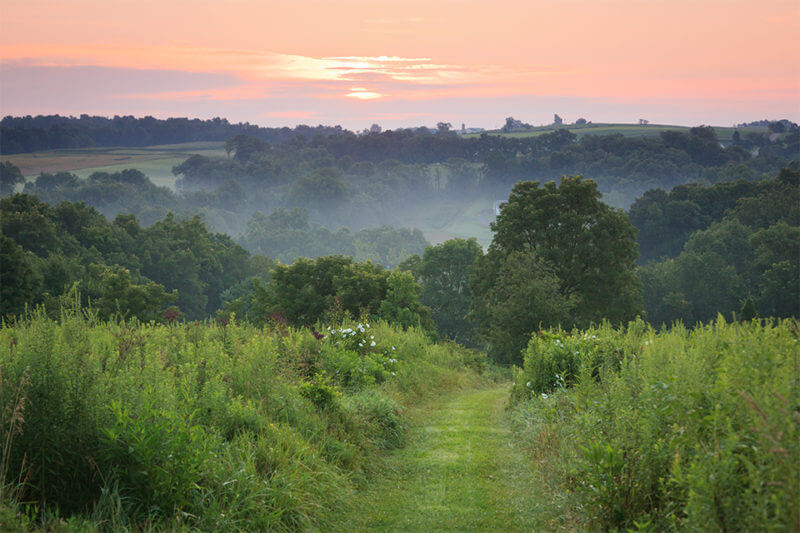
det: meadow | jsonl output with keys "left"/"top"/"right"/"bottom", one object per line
{"left": 509, "top": 318, "right": 799, "bottom": 531}
{"left": 466, "top": 123, "right": 769, "bottom": 144}
{"left": 4, "top": 142, "right": 226, "bottom": 190}
{"left": 1, "top": 310, "right": 797, "bottom": 531}
{"left": 0, "top": 310, "right": 492, "bottom": 531}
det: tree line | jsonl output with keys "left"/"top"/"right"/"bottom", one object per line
{"left": 2, "top": 166, "right": 797, "bottom": 366}
{"left": 0, "top": 115, "right": 344, "bottom": 154}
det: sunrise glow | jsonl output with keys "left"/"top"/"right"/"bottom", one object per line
{"left": 1, "top": 0, "right": 797, "bottom": 129}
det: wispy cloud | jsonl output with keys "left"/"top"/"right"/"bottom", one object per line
{"left": 0, "top": 45, "right": 510, "bottom": 88}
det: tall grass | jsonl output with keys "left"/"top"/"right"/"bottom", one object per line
{"left": 0, "top": 311, "right": 490, "bottom": 530}
{"left": 510, "top": 317, "right": 799, "bottom": 530}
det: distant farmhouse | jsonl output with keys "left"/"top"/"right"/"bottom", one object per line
{"left": 459, "top": 124, "right": 486, "bottom": 135}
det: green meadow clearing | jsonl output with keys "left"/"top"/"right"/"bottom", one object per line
{"left": 4, "top": 142, "right": 226, "bottom": 189}
{"left": 1, "top": 315, "right": 795, "bottom": 531}
{"left": 467, "top": 123, "right": 768, "bottom": 143}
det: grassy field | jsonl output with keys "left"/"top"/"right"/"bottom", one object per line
{"left": 3, "top": 142, "right": 226, "bottom": 189}
{"left": 0, "top": 314, "right": 493, "bottom": 531}
{"left": 340, "top": 385, "right": 542, "bottom": 531}
{"left": 509, "top": 318, "right": 799, "bottom": 531}
{"left": 466, "top": 123, "right": 768, "bottom": 143}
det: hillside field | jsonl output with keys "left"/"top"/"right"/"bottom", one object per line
{"left": 3, "top": 142, "right": 226, "bottom": 190}
{"left": 466, "top": 123, "right": 769, "bottom": 143}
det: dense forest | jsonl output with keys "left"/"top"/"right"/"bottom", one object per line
{"left": 2, "top": 115, "right": 798, "bottom": 339}
{"left": 0, "top": 115, "right": 343, "bottom": 154}
{"left": 2, "top": 165, "right": 797, "bottom": 359}
{"left": 1, "top": 119, "right": 798, "bottom": 531}
{"left": 6, "top": 118, "right": 799, "bottom": 225}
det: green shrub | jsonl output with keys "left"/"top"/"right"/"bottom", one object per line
{"left": 298, "top": 377, "right": 341, "bottom": 411}
{"left": 510, "top": 318, "right": 799, "bottom": 530}
{"left": 344, "top": 390, "right": 406, "bottom": 450}
{"left": 98, "top": 397, "right": 210, "bottom": 520}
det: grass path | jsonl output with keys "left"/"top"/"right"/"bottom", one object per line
{"left": 336, "top": 385, "right": 540, "bottom": 532}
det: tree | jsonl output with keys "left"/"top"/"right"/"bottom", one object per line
{"left": 251, "top": 255, "right": 432, "bottom": 330}
{"left": 0, "top": 161, "right": 24, "bottom": 196}
{"left": 377, "top": 270, "right": 435, "bottom": 334}
{"left": 0, "top": 235, "right": 42, "bottom": 316}
{"left": 436, "top": 122, "right": 453, "bottom": 134}
{"left": 477, "top": 250, "right": 575, "bottom": 364}
{"left": 406, "top": 238, "right": 483, "bottom": 345}
{"left": 471, "top": 176, "right": 641, "bottom": 363}
{"left": 84, "top": 264, "right": 176, "bottom": 322}
{"left": 288, "top": 167, "right": 349, "bottom": 210}
{"left": 739, "top": 296, "right": 758, "bottom": 321}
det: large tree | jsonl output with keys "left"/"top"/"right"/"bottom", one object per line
{"left": 0, "top": 161, "right": 25, "bottom": 196}
{"left": 401, "top": 238, "right": 483, "bottom": 346}
{"left": 471, "top": 176, "right": 642, "bottom": 363}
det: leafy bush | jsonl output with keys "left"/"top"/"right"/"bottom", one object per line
{"left": 510, "top": 318, "right": 799, "bottom": 530}
{"left": 511, "top": 321, "right": 644, "bottom": 400}
{"left": 298, "top": 377, "right": 341, "bottom": 411}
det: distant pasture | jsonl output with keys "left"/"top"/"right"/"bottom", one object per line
{"left": 4, "top": 142, "right": 226, "bottom": 189}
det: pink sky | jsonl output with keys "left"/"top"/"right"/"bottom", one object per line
{"left": 1, "top": 0, "right": 798, "bottom": 129}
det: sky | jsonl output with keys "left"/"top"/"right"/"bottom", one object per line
{"left": 1, "top": 0, "right": 798, "bottom": 130}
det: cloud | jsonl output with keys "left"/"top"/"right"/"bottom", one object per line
{"left": 0, "top": 45, "right": 501, "bottom": 87}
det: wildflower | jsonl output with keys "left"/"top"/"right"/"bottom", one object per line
{"left": 526, "top": 381, "right": 532, "bottom": 388}
{"left": 391, "top": 371, "right": 396, "bottom": 376}
{"left": 391, "top": 346, "right": 395, "bottom": 351}
{"left": 370, "top": 335, "right": 374, "bottom": 339}
{"left": 541, "top": 393, "right": 548, "bottom": 399}
{"left": 370, "top": 341, "right": 376, "bottom": 346}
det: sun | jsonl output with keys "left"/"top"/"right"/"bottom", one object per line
{"left": 347, "top": 87, "right": 383, "bottom": 100}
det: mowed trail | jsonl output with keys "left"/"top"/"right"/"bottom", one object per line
{"left": 338, "top": 385, "right": 540, "bottom": 532}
